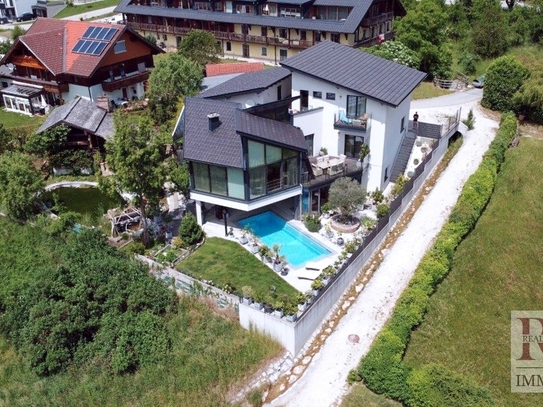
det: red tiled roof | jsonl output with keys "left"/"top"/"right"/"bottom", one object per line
{"left": 19, "top": 18, "right": 124, "bottom": 77}
{"left": 205, "top": 62, "right": 264, "bottom": 77}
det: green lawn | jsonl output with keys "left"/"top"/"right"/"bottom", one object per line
{"left": 0, "top": 109, "right": 44, "bottom": 130}
{"left": 342, "top": 384, "right": 402, "bottom": 407}
{"left": 403, "top": 137, "right": 543, "bottom": 406}
{"left": 177, "top": 237, "right": 300, "bottom": 301}
{"left": 43, "top": 186, "right": 123, "bottom": 225}
{"left": 412, "top": 81, "right": 453, "bottom": 100}
{"left": 54, "top": 0, "right": 120, "bottom": 19}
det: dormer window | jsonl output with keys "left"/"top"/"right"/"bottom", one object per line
{"left": 114, "top": 40, "right": 126, "bottom": 54}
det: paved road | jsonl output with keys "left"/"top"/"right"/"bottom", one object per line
{"left": 411, "top": 87, "right": 483, "bottom": 109}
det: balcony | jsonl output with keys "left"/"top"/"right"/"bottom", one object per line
{"left": 356, "top": 31, "right": 395, "bottom": 47}
{"left": 4, "top": 71, "right": 69, "bottom": 94}
{"left": 302, "top": 156, "right": 363, "bottom": 188}
{"left": 334, "top": 111, "right": 372, "bottom": 133}
{"left": 102, "top": 70, "right": 150, "bottom": 92}
{"left": 361, "top": 12, "right": 394, "bottom": 27}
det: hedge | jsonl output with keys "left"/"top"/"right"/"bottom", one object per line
{"left": 357, "top": 113, "right": 517, "bottom": 406}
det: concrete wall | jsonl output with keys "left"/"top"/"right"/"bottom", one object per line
{"left": 238, "top": 118, "right": 463, "bottom": 356}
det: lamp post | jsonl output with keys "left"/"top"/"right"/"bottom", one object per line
{"left": 222, "top": 209, "right": 228, "bottom": 237}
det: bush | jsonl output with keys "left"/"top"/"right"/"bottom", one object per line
{"left": 482, "top": 55, "right": 529, "bottom": 112}
{"left": 120, "top": 241, "right": 145, "bottom": 256}
{"left": 347, "top": 368, "right": 362, "bottom": 384}
{"left": 178, "top": 213, "right": 204, "bottom": 247}
{"left": 376, "top": 203, "right": 390, "bottom": 219}
{"left": 462, "top": 108, "right": 475, "bottom": 130}
{"left": 303, "top": 213, "right": 321, "bottom": 232}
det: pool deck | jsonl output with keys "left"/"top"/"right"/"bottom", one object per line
{"left": 200, "top": 205, "right": 342, "bottom": 293}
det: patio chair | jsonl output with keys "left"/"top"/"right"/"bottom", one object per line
{"left": 311, "top": 164, "right": 323, "bottom": 176}
{"left": 338, "top": 109, "right": 352, "bottom": 124}
{"left": 339, "top": 154, "right": 346, "bottom": 163}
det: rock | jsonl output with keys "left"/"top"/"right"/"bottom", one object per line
{"left": 269, "top": 372, "right": 280, "bottom": 383}
{"left": 281, "top": 359, "right": 293, "bottom": 372}
{"left": 279, "top": 383, "right": 286, "bottom": 392}
{"left": 348, "top": 334, "right": 360, "bottom": 343}
{"left": 342, "top": 301, "right": 351, "bottom": 310}
{"left": 355, "top": 284, "right": 365, "bottom": 292}
{"left": 288, "top": 375, "right": 298, "bottom": 384}
{"left": 292, "top": 365, "right": 304, "bottom": 375}
{"left": 325, "top": 328, "right": 332, "bottom": 334}
{"left": 302, "top": 356, "right": 312, "bottom": 365}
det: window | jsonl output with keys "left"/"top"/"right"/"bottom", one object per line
{"left": 113, "top": 40, "right": 126, "bottom": 54}
{"left": 344, "top": 135, "right": 364, "bottom": 158}
{"left": 306, "top": 134, "right": 314, "bottom": 157}
{"left": 261, "top": 47, "right": 267, "bottom": 56}
{"left": 400, "top": 117, "right": 405, "bottom": 132}
{"left": 300, "top": 30, "right": 306, "bottom": 41}
{"left": 261, "top": 26, "right": 267, "bottom": 37}
{"left": 313, "top": 91, "right": 322, "bottom": 99}
{"left": 300, "top": 90, "right": 309, "bottom": 110}
{"left": 210, "top": 166, "right": 228, "bottom": 196}
{"left": 346, "top": 95, "right": 366, "bottom": 118}
{"left": 163, "top": 34, "right": 167, "bottom": 41}
{"left": 226, "top": 41, "right": 231, "bottom": 51}
{"left": 213, "top": 1, "right": 223, "bottom": 11}
{"left": 384, "top": 167, "right": 389, "bottom": 182}
{"left": 279, "top": 28, "right": 288, "bottom": 39}
{"left": 315, "top": 31, "right": 321, "bottom": 42}
{"left": 326, "top": 92, "right": 336, "bottom": 100}
{"left": 279, "top": 49, "right": 288, "bottom": 60}
{"left": 386, "top": 21, "right": 391, "bottom": 32}
{"left": 331, "top": 33, "right": 339, "bottom": 43}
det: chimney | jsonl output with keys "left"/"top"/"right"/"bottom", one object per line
{"left": 96, "top": 94, "right": 111, "bottom": 112}
{"left": 207, "top": 113, "right": 221, "bottom": 132}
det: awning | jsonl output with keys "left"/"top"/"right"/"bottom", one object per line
{"left": 1, "top": 83, "right": 43, "bottom": 98}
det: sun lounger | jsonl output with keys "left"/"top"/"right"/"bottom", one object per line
{"left": 297, "top": 268, "right": 323, "bottom": 280}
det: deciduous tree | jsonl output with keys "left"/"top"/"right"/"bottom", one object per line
{"left": 177, "top": 29, "right": 222, "bottom": 68}
{"left": 482, "top": 55, "right": 529, "bottom": 112}
{"left": 364, "top": 41, "right": 421, "bottom": 69}
{"left": 327, "top": 177, "right": 367, "bottom": 223}
{"left": 146, "top": 52, "right": 203, "bottom": 125}
{"left": 0, "top": 151, "right": 44, "bottom": 220}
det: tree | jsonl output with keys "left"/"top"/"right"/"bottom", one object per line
{"left": 25, "top": 124, "right": 68, "bottom": 159}
{"left": 395, "top": 0, "right": 452, "bottom": 78}
{"left": 104, "top": 112, "right": 167, "bottom": 246}
{"left": 512, "top": 65, "right": 543, "bottom": 123}
{"left": 144, "top": 33, "right": 157, "bottom": 45}
{"left": 327, "top": 177, "right": 367, "bottom": 223}
{"left": 11, "top": 25, "right": 26, "bottom": 41}
{"left": 0, "top": 124, "right": 16, "bottom": 154}
{"left": 482, "top": 55, "right": 529, "bottom": 112}
{"left": 364, "top": 41, "right": 421, "bottom": 69}
{"left": 470, "top": 1, "right": 509, "bottom": 58}
{"left": 0, "top": 39, "right": 13, "bottom": 55}
{"left": 178, "top": 212, "right": 204, "bottom": 247}
{"left": 0, "top": 152, "right": 44, "bottom": 220}
{"left": 177, "top": 29, "right": 222, "bottom": 68}
{"left": 146, "top": 53, "right": 203, "bottom": 125}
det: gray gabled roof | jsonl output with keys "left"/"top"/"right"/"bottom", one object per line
{"left": 199, "top": 67, "right": 290, "bottom": 99}
{"left": 37, "top": 96, "right": 114, "bottom": 140}
{"left": 116, "top": 0, "right": 375, "bottom": 33}
{"left": 281, "top": 41, "right": 427, "bottom": 106}
{"left": 183, "top": 97, "right": 306, "bottom": 168}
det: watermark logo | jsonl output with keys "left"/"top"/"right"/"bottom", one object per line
{"left": 511, "top": 311, "right": 543, "bottom": 392}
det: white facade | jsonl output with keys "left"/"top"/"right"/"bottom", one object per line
{"left": 62, "top": 81, "right": 146, "bottom": 107}
{"left": 290, "top": 71, "right": 412, "bottom": 191}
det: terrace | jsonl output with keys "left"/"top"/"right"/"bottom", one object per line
{"left": 303, "top": 155, "right": 363, "bottom": 188}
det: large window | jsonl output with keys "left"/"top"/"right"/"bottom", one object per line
{"left": 192, "top": 163, "right": 244, "bottom": 199}
{"left": 344, "top": 135, "right": 364, "bottom": 158}
{"left": 346, "top": 95, "right": 366, "bottom": 119}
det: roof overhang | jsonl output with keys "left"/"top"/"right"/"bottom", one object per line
{"left": 1, "top": 83, "right": 43, "bottom": 98}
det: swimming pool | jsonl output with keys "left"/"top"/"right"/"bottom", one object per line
{"left": 238, "top": 211, "right": 331, "bottom": 268}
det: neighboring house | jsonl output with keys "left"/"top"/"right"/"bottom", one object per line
{"left": 181, "top": 96, "right": 307, "bottom": 225}
{"left": 36, "top": 96, "right": 114, "bottom": 152}
{"left": 0, "top": 0, "right": 33, "bottom": 20}
{"left": 0, "top": 17, "right": 162, "bottom": 115}
{"left": 176, "top": 42, "right": 426, "bottom": 223}
{"left": 281, "top": 40, "right": 426, "bottom": 194}
{"left": 115, "top": 0, "right": 405, "bottom": 62}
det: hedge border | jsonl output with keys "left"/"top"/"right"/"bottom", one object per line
{"left": 357, "top": 113, "right": 518, "bottom": 406}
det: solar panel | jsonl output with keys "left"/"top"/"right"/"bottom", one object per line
{"left": 73, "top": 26, "right": 119, "bottom": 56}
{"left": 82, "top": 26, "right": 95, "bottom": 39}
{"left": 92, "top": 42, "right": 107, "bottom": 55}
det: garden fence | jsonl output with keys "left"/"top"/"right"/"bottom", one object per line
{"left": 240, "top": 110, "right": 463, "bottom": 356}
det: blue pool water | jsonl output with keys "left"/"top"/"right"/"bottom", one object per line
{"left": 238, "top": 211, "right": 331, "bottom": 268}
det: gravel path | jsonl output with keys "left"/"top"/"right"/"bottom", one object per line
{"left": 268, "top": 98, "right": 499, "bottom": 407}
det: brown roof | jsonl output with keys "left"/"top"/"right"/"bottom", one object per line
{"left": 6, "top": 18, "right": 162, "bottom": 78}
{"left": 205, "top": 62, "right": 264, "bottom": 77}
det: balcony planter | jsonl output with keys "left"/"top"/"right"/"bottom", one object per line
{"left": 272, "top": 309, "right": 284, "bottom": 318}
{"left": 241, "top": 286, "right": 255, "bottom": 306}
{"left": 242, "top": 297, "right": 253, "bottom": 306}
{"left": 286, "top": 313, "right": 297, "bottom": 322}
{"left": 250, "top": 242, "right": 259, "bottom": 254}
{"left": 263, "top": 303, "right": 273, "bottom": 313}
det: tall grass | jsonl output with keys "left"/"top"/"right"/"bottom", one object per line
{"left": 403, "top": 137, "right": 543, "bottom": 406}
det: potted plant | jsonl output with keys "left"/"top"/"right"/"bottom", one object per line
{"left": 304, "top": 289, "right": 314, "bottom": 304}
{"left": 241, "top": 285, "right": 255, "bottom": 305}
{"left": 358, "top": 144, "right": 370, "bottom": 167}
{"left": 285, "top": 302, "right": 299, "bottom": 322}
{"left": 297, "top": 292, "right": 309, "bottom": 312}
{"left": 311, "top": 278, "right": 324, "bottom": 296}
{"left": 272, "top": 244, "right": 285, "bottom": 272}
{"left": 258, "top": 244, "right": 272, "bottom": 263}
{"left": 252, "top": 290, "right": 264, "bottom": 310}
{"left": 336, "top": 232, "right": 344, "bottom": 246}
{"left": 323, "top": 265, "right": 336, "bottom": 278}
{"left": 238, "top": 226, "right": 249, "bottom": 245}
{"left": 324, "top": 223, "right": 334, "bottom": 238}
{"left": 319, "top": 146, "right": 328, "bottom": 156}
{"left": 321, "top": 202, "right": 331, "bottom": 218}
{"left": 248, "top": 232, "right": 259, "bottom": 254}
{"left": 272, "top": 299, "right": 285, "bottom": 318}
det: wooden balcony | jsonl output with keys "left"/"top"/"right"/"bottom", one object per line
{"left": 3, "top": 72, "right": 69, "bottom": 94}
{"left": 102, "top": 70, "right": 150, "bottom": 92}
{"left": 361, "top": 12, "right": 394, "bottom": 27}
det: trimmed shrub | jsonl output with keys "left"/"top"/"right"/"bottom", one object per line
{"left": 303, "top": 213, "right": 321, "bottom": 232}
{"left": 357, "top": 113, "right": 517, "bottom": 406}
{"left": 376, "top": 203, "right": 390, "bottom": 219}
{"left": 178, "top": 213, "right": 204, "bottom": 247}
{"left": 481, "top": 56, "right": 529, "bottom": 112}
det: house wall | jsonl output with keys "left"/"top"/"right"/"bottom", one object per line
{"left": 62, "top": 82, "right": 146, "bottom": 106}
{"left": 292, "top": 108, "right": 323, "bottom": 155}
{"left": 100, "top": 32, "right": 154, "bottom": 67}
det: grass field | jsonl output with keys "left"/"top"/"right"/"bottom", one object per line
{"left": 0, "top": 109, "right": 43, "bottom": 130}
{"left": 177, "top": 237, "right": 300, "bottom": 300}
{"left": 412, "top": 81, "right": 453, "bottom": 100}
{"left": 342, "top": 384, "right": 402, "bottom": 407}
{"left": 402, "top": 136, "right": 543, "bottom": 406}
{"left": 0, "top": 297, "right": 281, "bottom": 407}
{"left": 54, "top": 0, "right": 120, "bottom": 19}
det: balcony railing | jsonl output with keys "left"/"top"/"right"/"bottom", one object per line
{"left": 302, "top": 157, "right": 362, "bottom": 187}
{"left": 3, "top": 71, "right": 69, "bottom": 94}
{"left": 334, "top": 111, "right": 372, "bottom": 133}
{"left": 361, "top": 12, "right": 394, "bottom": 27}
{"left": 127, "top": 22, "right": 312, "bottom": 48}
{"left": 102, "top": 70, "right": 150, "bottom": 92}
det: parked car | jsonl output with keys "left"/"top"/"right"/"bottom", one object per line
{"left": 16, "top": 12, "right": 34, "bottom": 22}
{"left": 473, "top": 75, "right": 485, "bottom": 89}
{"left": 0, "top": 17, "right": 10, "bottom": 24}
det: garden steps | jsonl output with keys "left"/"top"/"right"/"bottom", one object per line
{"left": 390, "top": 132, "right": 417, "bottom": 182}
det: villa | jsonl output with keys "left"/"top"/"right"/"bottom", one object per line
{"left": 176, "top": 41, "right": 426, "bottom": 224}
{"left": 115, "top": 0, "right": 406, "bottom": 62}
{"left": 0, "top": 18, "right": 162, "bottom": 115}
